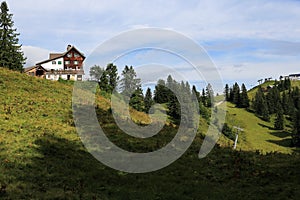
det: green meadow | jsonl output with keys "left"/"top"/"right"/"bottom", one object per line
{"left": 0, "top": 68, "right": 299, "bottom": 199}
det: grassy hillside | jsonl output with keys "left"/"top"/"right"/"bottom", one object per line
{"left": 247, "top": 81, "right": 275, "bottom": 99}
{"left": 248, "top": 79, "right": 300, "bottom": 100}
{"left": 0, "top": 68, "right": 300, "bottom": 199}
{"left": 219, "top": 102, "right": 296, "bottom": 154}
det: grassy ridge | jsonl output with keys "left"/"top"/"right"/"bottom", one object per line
{"left": 0, "top": 68, "right": 300, "bottom": 199}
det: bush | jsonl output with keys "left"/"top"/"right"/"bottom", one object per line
{"left": 222, "top": 123, "right": 236, "bottom": 141}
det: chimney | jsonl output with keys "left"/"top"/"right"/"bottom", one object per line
{"left": 67, "top": 44, "right": 72, "bottom": 51}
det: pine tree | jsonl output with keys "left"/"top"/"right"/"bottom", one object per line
{"left": 253, "top": 86, "right": 270, "bottom": 121}
{"left": 261, "top": 100, "right": 270, "bottom": 121}
{"left": 192, "top": 85, "right": 200, "bottom": 103}
{"left": 282, "top": 91, "right": 288, "bottom": 114}
{"left": 206, "top": 83, "right": 214, "bottom": 107}
{"left": 90, "top": 65, "right": 104, "bottom": 82}
{"left": 167, "top": 94, "right": 180, "bottom": 124}
{"left": 166, "top": 75, "right": 173, "bottom": 90}
{"left": 224, "top": 84, "right": 230, "bottom": 101}
{"left": 99, "top": 70, "right": 109, "bottom": 91}
{"left": 154, "top": 79, "right": 169, "bottom": 103}
{"left": 284, "top": 78, "right": 291, "bottom": 90}
{"left": 274, "top": 106, "right": 284, "bottom": 130}
{"left": 232, "top": 82, "right": 240, "bottom": 105}
{"left": 105, "top": 63, "right": 119, "bottom": 93}
{"left": 282, "top": 91, "right": 295, "bottom": 116}
{"left": 229, "top": 87, "right": 234, "bottom": 102}
{"left": 144, "top": 87, "right": 154, "bottom": 113}
{"left": 292, "top": 109, "right": 300, "bottom": 147}
{"left": 120, "top": 65, "right": 141, "bottom": 98}
{"left": 0, "top": 1, "right": 26, "bottom": 72}
{"left": 129, "top": 86, "right": 144, "bottom": 112}
{"left": 201, "top": 88, "right": 207, "bottom": 106}
{"left": 266, "top": 87, "right": 281, "bottom": 114}
{"left": 239, "top": 84, "right": 250, "bottom": 108}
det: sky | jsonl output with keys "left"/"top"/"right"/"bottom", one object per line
{"left": 6, "top": 0, "right": 300, "bottom": 92}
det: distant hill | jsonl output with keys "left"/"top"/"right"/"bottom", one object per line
{"left": 248, "top": 79, "right": 300, "bottom": 99}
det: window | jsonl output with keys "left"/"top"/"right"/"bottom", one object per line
{"left": 58, "top": 61, "right": 62, "bottom": 65}
{"left": 77, "top": 75, "right": 82, "bottom": 81}
{"left": 52, "top": 61, "right": 56, "bottom": 65}
{"left": 67, "top": 53, "right": 72, "bottom": 58}
{"left": 65, "top": 61, "right": 70, "bottom": 65}
{"left": 74, "top": 53, "right": 80, "bottom": 58}
{"left": 74, "top": 61, "right": 79, "bottom": 65}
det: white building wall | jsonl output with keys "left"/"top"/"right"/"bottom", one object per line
{"left": 45, "top": 74, "right": 83, "bottom": 81}
{"left": 41, "top": 57, "right": 64, "bottom": 71}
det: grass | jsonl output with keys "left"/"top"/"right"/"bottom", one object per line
{"left": 0, "top": 68, "right": 300, "bottom": 199}
{"left": 219, "top": 102, "right": 296, "bottom": 154}
{"left": 247, "top": 81, "right": 275, "bottom": 99}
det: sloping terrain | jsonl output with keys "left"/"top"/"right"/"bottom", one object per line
{"left": 220, "top": 102, "right": 296, "bottom": 154}
{"left": 0, "top": 68, "right": 299, "bottom": 199}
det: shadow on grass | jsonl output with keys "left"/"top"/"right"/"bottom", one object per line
{"left": 269, "top": 131, "right": 291, "bottom": 139}
{"left": 267, "top": 138, "right": 293, "bottom": 148}
{"left": 1, "top": 103, "right": 300, "bottom": 199}
{"left": 258, "top": 123, "right": 274, "bottom": 130}
{"left": 1, "top": 131, "right": 300, "bottom": 199}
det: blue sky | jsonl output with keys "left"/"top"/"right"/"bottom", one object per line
{"left": 6, "top": 0, "right": 300, "bottom": 92}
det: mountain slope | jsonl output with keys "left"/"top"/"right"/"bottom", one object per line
{"left": 0, "top": 68, "right": 299, "bottom": 199}
{"left": 220, "top": 102, "right": 296, "bottom": 154}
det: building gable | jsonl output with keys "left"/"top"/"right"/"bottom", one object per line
{"left": 34, "top": 45, "right": 85, "bottom": 81}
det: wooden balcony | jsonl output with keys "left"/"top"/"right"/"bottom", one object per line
{"left": 45, "top": 69, "right": 85, "bottom": 75}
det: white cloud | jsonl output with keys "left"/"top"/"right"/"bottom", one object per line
{"left": 5, "top": 0, "right": 300, "bottom": 85}
{"left": 22, "top": 46, "right": 50, "bottom": 67}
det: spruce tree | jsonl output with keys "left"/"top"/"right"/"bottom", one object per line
{"left": 105, "top": 63, "right": 119, "bottom": 93}
{"left": 261, "top": 100, "right": 270, "bottom": 121}
{"left": 253, "top": 86, "right": 270, "bottom": 121}
{"left": 0, "top": 1, "right": 26, "bottom": 72}
{"left": 129, "top": 86, "right": 144, "bottom": 112}
{"left": 144, "top": 87, "right": 154, "bottom": 114}
{"left": 274, "top": 106, "right": 284, "bottom": 130}
{"left": 192, "top": 85, "right": 201, "bottom": 103}
{"left": 120, "top": 65, "right": 141, "bottom": 98}
{"left": 154, "top": 79, "right": 169, "bottom": 104}
{"left": 292, "top": 109, "right": 300, "bottom": 147}
{"left": 266, "top": 87, "right": 281, "bottom": 114}
{"left": 206, "top": 83, "right": 214, "bottom": 107}
{"left": 284, "top": 92, "right": 295, "bottom": 116}
{"left": 167, "top": 93, "right": 180, "bottom": 124}
{"left": 232, "top": 82, "right": 240, "bottom": 105}
{"left": 240, "top": 84, "right": 250, "bottom": 108}
{"left": 201, "top": 88, "right": 207, "bottom": 106}
{"left": 99, "top": 70, "right": 109, "bottom": 91}
{"left": 90, "top": 65, "right": 104, "bottom": 82}
{"left": 224, "top": 84, "right": 230, "bottom": 101}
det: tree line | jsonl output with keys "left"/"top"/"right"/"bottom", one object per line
{"left": 224, "top": 83, "right": 250, "bottom": 109}
{"left": 251, "top": 78, "right": 299, "bottom": 146}
{"left": 90, "top": 65, "right": 215, "bottom": 125}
